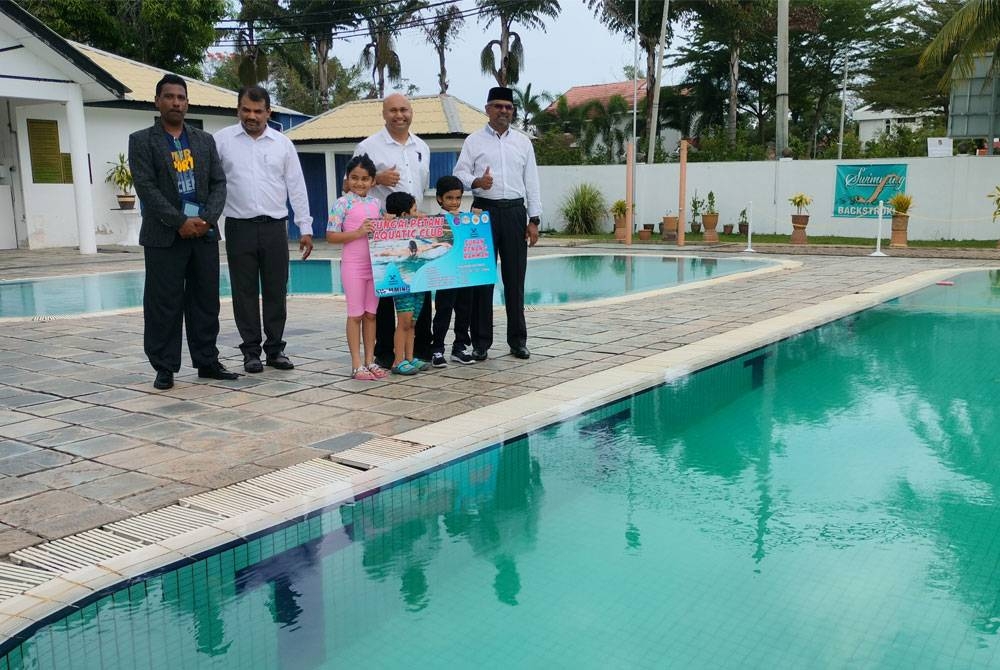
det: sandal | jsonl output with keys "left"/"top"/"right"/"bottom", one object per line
{"left": 409, "top": 358, "right": 430, "bottom": 371}
{"left": 367, "top": 362, "right": 389, "bottom": 379}
{"left": 352, "top": 366, "right": 377, "bottom": 381}
{"left": 392, "top": 360, "right": 418, "bottom": 376}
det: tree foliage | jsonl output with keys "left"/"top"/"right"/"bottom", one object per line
{"left": 21, "top": 0, "right": 226, "bottom": 78}
{"left": 921, "top": 0, "right": 1000, "bottom": 83}
{"left": 477, "top": 0, "right": 561, "bottom": 87}
{"left": 360, "top": 0, "right": 425, "bottom": 99}
{"left": 423, "top": 4, "right": 465, "bottom": 94}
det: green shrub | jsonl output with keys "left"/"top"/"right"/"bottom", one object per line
{"left": 560, "top": 183, "right": 608, "bottom": 235}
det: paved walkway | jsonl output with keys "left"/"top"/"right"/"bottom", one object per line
{"left": 0, "top": 241, "right": 995, "bottom": 557}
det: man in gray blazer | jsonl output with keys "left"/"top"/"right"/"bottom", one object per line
{"left": 128, "top": 74, "right": 238, "bottom": 390}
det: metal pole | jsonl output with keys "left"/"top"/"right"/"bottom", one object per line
{"left": 630, "top": 0, "right": 640, "bottom": 231}
{"left": 776, "top": 0, "right": 789, "bottom": 155}
{"left": 646, "top": 0, "right": 670, "bottom": 163}
{"left": 744, "top": 200, "right": 755, "bottom": 253}
{"left": 837, "top": 55, "right": 849, "bottom": 160}
{"left": 871, "top": 200, "right": 887, "bottom": 257}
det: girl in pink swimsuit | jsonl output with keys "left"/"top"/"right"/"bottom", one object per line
{"left": 326, "top": 154, "right": 386, "bottom": 381}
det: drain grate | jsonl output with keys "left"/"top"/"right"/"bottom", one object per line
{"left": 329, "top": 436, "right": 431, "bottom": 469}
{"left": 10, "top": 530, "right": 144, "bottom": 574}
{"left": 0, "top": 562, "right": 56, "bottom": 600}
{"left": 105, "top": 505, "right": 224, "bottom": 544}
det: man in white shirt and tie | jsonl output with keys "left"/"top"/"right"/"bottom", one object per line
{"left": 454, "top": 86, "right": 542, "bottom": 361}
{"left": 214, "top": 85, "right": 313, "bottom": 373}
{"left": 354, "top": 93, "right": 432, "bottom": 368}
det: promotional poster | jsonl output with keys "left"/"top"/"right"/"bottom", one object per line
{"left": 833, "top": 164, "right": 908, "bottom": 218}
{"left": 369, "top": 212, "right": 497, "bottom": 297}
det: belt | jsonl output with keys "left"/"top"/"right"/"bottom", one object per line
{"left": 473, "top": 197, "right": 524, "bottom": 209}
{"left": 227, "top": 215, "right": 287, "bottom": 223}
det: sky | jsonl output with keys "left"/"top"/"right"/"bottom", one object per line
{"left": 325, "top": 1, "right": 687, "bottom": 107}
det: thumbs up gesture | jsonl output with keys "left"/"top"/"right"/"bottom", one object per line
{"left": 378, "top": 164, "right": 400, "bottom": 187}
{"left": 474, "top": 166, "right": 493, "bottom": 191}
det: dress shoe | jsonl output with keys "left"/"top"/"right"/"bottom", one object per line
{"left": 510, "top": 345, "right": 530, "bottom": 360}
{"left": 266, "top": 354, "right": 295, "bottom": 370}
{"left": 471, "top": 348, "right": 489, "bottom": 361}
{"left": 198, "top": 362, "right": 240, "bottom": 380}
{"left": 244, "top": 356, "right": 263, "bottom": 373}
{"left": 153, "top": 370, "right": 173, "bottom": 390}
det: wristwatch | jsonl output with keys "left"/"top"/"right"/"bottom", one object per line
{"left": 529, "top": 217, "right": 540, "bottom": 225}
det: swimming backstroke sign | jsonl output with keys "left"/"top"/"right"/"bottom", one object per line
{"left": 369, "top": 212, "right": 498, "bottom": 296}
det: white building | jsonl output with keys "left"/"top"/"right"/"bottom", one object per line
{"left": 0, "top": 2, "right": 305, "bottom": 252}
{"left": 854, "top": 104, "right": 938, "bottom": 147}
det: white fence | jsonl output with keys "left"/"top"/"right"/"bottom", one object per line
{"left": 539, "top": 156, "right": 1000, "bottom": 240}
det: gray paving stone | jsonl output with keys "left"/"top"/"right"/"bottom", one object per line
{"left": 94, "top": 444, "right": 188, "bottom": 469}
{"left": 0, "top": 449, "right": 76, "bottom": 476}
{"left": 70, "top": 472, "right": 172, "bottom": 503}
{"left": 56, "top": 434, "right": 145, "bottom": 458}
{"left": 19, "top": 398, "right": 93, "bottom": 417}
{"left": 28, "top": 425, "right": 104, "bottom": 447}
{"left": 0, "top": 477, "right": 48, "bottom": 504}
{"left": 0, "top": 529, "right": 44, "bottom": 555}
{"left": 0, "top": 417, "right": 69, "bottom": 439}
{"left": 22, "top": 460, "right": 125, "bottom": 489}
{"left": 0, "top": 440, "right": 38, "bottom": 459}
{"left": 115, "top": 482, "right": 208, "bottom": 514}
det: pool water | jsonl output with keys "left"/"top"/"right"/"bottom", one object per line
{"left": 5, "top": 271, "right": 999, "bottom": 669}
{"left": 0, "top": 255, "right": 767, "bottom": 318}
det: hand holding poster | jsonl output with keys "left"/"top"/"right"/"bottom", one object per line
{"left": 369, "top": 212, "right": 498, "bottom": 297}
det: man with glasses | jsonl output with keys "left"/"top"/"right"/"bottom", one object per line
{"left": 454, "top": 86, "right": 542, "bottom": 361}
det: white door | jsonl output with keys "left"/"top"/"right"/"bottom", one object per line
{"left": 0, "top": 180, "right": 15, "bottom": 249}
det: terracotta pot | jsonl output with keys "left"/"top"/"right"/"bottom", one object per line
{"left": 790, "top": 214, "right": 809, "bottom": 244}
{"left": 691, "top": 221, "right": 702, "bottom": 234}
{"left": 638, "top": 228, "right": 652, "bottom": 241}
{"left": 890, "top": 213, "right": 909, "bottom": 248}
{"left": 116, "top": 193, "right": 136, "bottom": 210}
{"left": 738, "top": 223, "right": 749, "bottom": 236}
{"left": 701, "top": 213, "right": 720, "bottom": 243}
{"left": 661, "top": 215, "right": 679, "bottom": 241}
{"left": 723, "top": 224, "right": 734, "bottom": 235}
{"left": 614, "top": 215, "right": 626, "bottom": 241}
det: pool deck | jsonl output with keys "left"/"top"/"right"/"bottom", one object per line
{"left": 0, "top": 240, "right": 997, "bottom": 637}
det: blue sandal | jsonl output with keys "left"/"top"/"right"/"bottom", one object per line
{"left": 409, "top": 358, "right": 430, "bottom": 371}
{"left": 392, "top": 360, "right": 418, "bottom": 375}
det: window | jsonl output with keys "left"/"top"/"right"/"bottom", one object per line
{"left": 26, "top": 119, "right": 72, "bottom": 184}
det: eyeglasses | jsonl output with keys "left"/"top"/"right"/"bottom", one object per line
{"left": 489, "top": 103, "right": 515, "bottom": 111}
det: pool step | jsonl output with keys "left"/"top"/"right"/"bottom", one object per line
{"left": 329, "top": 436, "right": 430, "bottom": 470}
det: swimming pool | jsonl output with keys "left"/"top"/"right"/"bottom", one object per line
{"left": 3, "top": 270, "right": 999, "bottom": 668}
{"left": 0, "top": 255, "right": 770, "bottom": 318}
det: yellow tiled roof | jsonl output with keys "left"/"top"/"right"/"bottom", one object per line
{"left": 71, "top": 42, "right": 301, "bottom": 115}
{"left": 286, "top": 95, "right": 488, "bottom": 142}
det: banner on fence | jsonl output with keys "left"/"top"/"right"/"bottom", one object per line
{"left": 369, "top": 212, "right": 497, "bottom": 297}
{"left": 833, "top": 164, "right": 907, "bottom": 218}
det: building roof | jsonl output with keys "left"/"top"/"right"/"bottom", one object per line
{"left": 545, "top": 79, "right": 648, "bottom": 113}
{"left": 853, "top": 104, "right": 937, "bottom": 122}
{"left": 0, "top": 0, "right": 126, "bottom": 101}
{"left": 72, "top": 42, "right": 302, "bottom": 115}
{"left": 286, "top": 94, "right": 487, "bottom": 143}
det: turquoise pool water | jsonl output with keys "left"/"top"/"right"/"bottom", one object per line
{"left": 0, "top": 255, "right": 766, "bottom": 318}
{"left": 5, "top": 270, "right": 999, "bottom": 669}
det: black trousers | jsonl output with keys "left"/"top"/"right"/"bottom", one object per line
{"left": 143, "top": 236, "right": 221, "bottom": 372}
{"left": 224, "top": 218, "right": 290, "bottom": 359}
{"left": 471, "top": 198, "right": 528, "bottom": 351}
{"left": 432, "top": 287, "right": 472, "bottom": 354}
{"left": 374, "top": 293, "right": 432, "bottom": 362}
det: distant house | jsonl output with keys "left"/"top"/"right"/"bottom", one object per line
{"left": 542, "top": 79, "right": 681, "bottom": 159}
{"left": 854, "top": 104, "right": 938, "bottom": 147}
{"left": 286, "top": 94, "right": 488, "bottom": 236}
{"left": 0, "top": 1, "right": 307, "bottom": 251}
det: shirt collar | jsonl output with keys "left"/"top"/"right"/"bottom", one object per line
{"left": 485, "top": 123, "right": 510, "bottom": 139}
{"left": 236, "top": 123, "right": 276, "bottom": 141}
{"left": 380, "top": 126, "right": 414, "bottom": 146}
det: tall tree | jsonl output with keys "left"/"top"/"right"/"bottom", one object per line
{"left": 423, "top": 4, "right": 465, "bottom": 94}
{"left": 20, "top": 0, "right": 226, "bottom": 78}
{"left": 579, "top": 95, "right": 631, "bottom": 163}
{"left": 512, "top": 83, "right": 552, "bottom": 133}
{"left": 360, "top": 0, "right": 425, "bottom": 98}
{"left": 921, "top": 0, "right": 1000, "bottom": 83}
{"left": 860, "top": 0, "right": 960, "bottom": 115}
{"left": 282, "top": 0, "right": 360, "bottom": 110}
{"left": 477, "top": 0, "right": 561, "bottom": 87}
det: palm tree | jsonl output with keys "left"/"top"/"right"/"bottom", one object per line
{"left": 360, "top": 0, "right": 425, "bottom": 99}
{"left": 512, "top": 83, "right": 553, "bottom": 133}
{"left": 283, "top": 0, "right": 359, "bottom": 110}
{"left": 580, "top": 95, "right": 631, "bottom": 163}
{"left": 921, "top": 0, "right": 1000, "bottom": 83}
{"left": 423, "top": 4, "right": 465, "bottom": 94}
{"left": 477, "top": 0, "right": 561, "bottom": 87}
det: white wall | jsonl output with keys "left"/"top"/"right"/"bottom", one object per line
{"left": 539, "top": 156, "right": 1000, "bottom": 241}
{"left": 15, "top": 102, "right": 78, "bottom": 248}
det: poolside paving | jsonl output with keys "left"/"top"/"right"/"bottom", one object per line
{"left": 0, "top": 241, "right": 995, "bottom": 557}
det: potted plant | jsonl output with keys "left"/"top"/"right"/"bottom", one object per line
{"left": 788, "top": 192, "right": 812, "bottom": 244}
{"left": 559, "top": 183, "right": 607, "bottom": 235}
{"left": 611, "top": 199, "right": 628, "bottom": 241}
{"left": 702, "top": 190, "right": 720, "bottom": 242}
{"left": 888, "top": 192, "right": 912, "bottom": 248}
{"left": 661, "top": 209, "right": 679, "bottom": 241}
{"left": 105, "top": 152, "right": 135, "bottom": 209}
{"left": 737, "top": 207, "right": 749, "bottom": 236}
{"left": 689, "top": 192, "right": 703, "bottom": 234}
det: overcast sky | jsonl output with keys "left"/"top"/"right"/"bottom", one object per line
{"left": 326, "top": 1, "right": 687, "bottom": 107}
